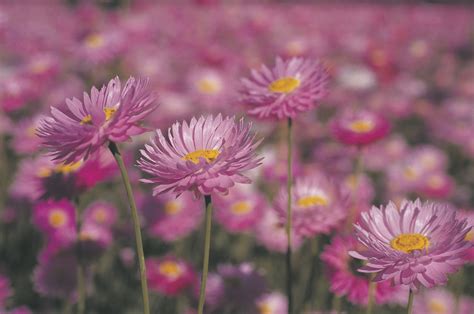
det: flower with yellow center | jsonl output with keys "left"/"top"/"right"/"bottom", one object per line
{"left": 37, "top": 167, "right": 53, "bottom": 178}
{"left": 230, "top": 201, "right": 252, "bottom": 215}
{"left": 348, "top": 119, "right": 375, "bottom": 133}
{"left": 158, "top": 261, "right": 183, "bottom": 279}
{"left": 55, "top": 160, "right": 82, "bottom": 175}
{"left": 85, "top": 33, "right": 105, "bottom": 49}
{"left": 268, "top": 77, "right": 301, "bottom": 93}
{"left": 465, "top": 230, "right": 473, "bottom": 242}
{"left": 427, "top": 175, "right": 444, "bottom": 189}
{"left": 48, "top": 209, "right": 67, "bottom": 228}
{"left": 182, "top": 149, "right": 220, "bottom": 164}
{"left": 80, "top": 114, "right": 93, "bottom": 125}
{"left": 197, "top": 77, "right": 222, "bottom": 95}
{"left": 164, "top": 201, "right": 182, "bottom": 215}
{"left": 104, "top": 107, "right": 117, "bottom": 121}
{"left": 93, "top": 209, "right": 107, "bottom": 224}
{"left": 297, "top": 195, "right": 328, "bottom": 208}
{"left": 427, "top": 300, "right": 447, "bottom": 314}
{"left": 390, "top": 233, "right": 430, "bottom": 253}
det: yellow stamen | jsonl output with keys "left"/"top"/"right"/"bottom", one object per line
{"left": 27, "top": 126, "right": 37, "bottom": 137}
{"left": 268, "top": 77, "right": 301, "bottom": 93}
{"left": 231, "top": 201, "right": 252, "bottom": 215}
{"left": 427, "top": 300, "right": 447, "bottom": 314}
{"left": 80, "top": 114, "right": 93, "bottom": 125}
{"left": 258, "top": 303, "right": 272, "bottom": 314}
{"left": 164, "top": 201, "right": 181, "bottom": 215}
{"left": 37, "top": 167, "right": 52, "bottom": 178}
{"left": 348, "top": 119, "right": 375, "bottom": 133}
{"left": 103, "top": 107, "right": 117, "bottom": 121}
{"left": 93, "top": 209, "right": 107, "bottom": 223}
{"left": 55, "top": 161, "right": 82, "bottom": 175}
{"left": 158, "top": 261, "right": 182, "bottom": 278}
{"left": 390, "top": 233, "right": 429, "bottom": 253}
{"left": 465, "top": 230, "right": 473, "bottom": 242}
{"left": 85, "top": 34, "right": 105, "bottom": 49}
{"left": 297, "top": 195, "right": 328, "bottom": 208}
{"left": 197, "top": 78, "right": 221, "bottom": 94}
{"left": 403, "top": 167, "right": 418, "bottom": 180}
{"left": 48, "top": 210, "right": 67, "bottom": 228}
{"left": 182, "top": 149, "right": 220, "bottom": 164}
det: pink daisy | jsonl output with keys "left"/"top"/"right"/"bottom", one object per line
{"left": 458, "top": 210, "right": 474, "bottom": 262}
{"left": 330, "top": 109, "right": 390, "bottom": 146}
{"left": 37, "top": 76, "right": 157, "bottom": 163}
{"left": 321, "top": 235, "right": 399, "bottom": 305}
{"left": 137, "top": 114, "right": 262, "bottom": 197}
{"left": 33, "top": 199, "right": 76, "bottom": 246}
{"left": 140, "top": 192, "right": 202, "bottom": 242}
{"left": 82, "top": 201, "right": 118, "bottom": 228}
{"left": 350, "top": 199, "right": 472, "bottom": 291}
{"left": 240, "top": 57, "right": 329, "bottom": 120}
{"left": 413, "top": 287, "right": 474, "bottom": 314}
{"left": 274, "top": 174, "right": 348, "bottom": 238}
{"left": 146, "top": 256, "right": 196, "bottom": 296}
{"left": 213, "top": 187, "right": 265, "bottom": 233}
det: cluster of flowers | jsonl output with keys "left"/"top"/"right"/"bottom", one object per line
{"left": 0, "top": 2, "right": 473, "bottom": 314}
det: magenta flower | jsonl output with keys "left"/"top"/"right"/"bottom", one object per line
{"left": 350, "top": 199, "right": 472, "bottom": 290}
{"left": 413, "top": 287, "right": 474, "bottom": 314}
{"left": 213, "top": 187, "right": 265, "bottom": 233}
{"left": 330, "top": 109, "right": 390, "bottom": 146}
{"left": 82, "top": 201, "right": 118, "bottom": 228}
{"left": 137, "top": 114, "right": 262, "bottom": 197}
{"left": 37, "top": 76, "right": 157, "bottom": 163}
{"left": 33, "top": 199, "right": 76, "bottom": 246}
{"left": 146, "top": 256, "right": 196, "bottom": 296}
{"left": 240, "top": 57, "right": 329, "bottom": 120}
{"left": 274, "top": 174, "right": 348, "bottom": 238}
{"left": 321, "top": 235, "right": 400, "bottom": 306}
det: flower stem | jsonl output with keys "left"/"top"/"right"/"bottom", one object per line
{"left": 366, "top": 280, "right": 375, "bottom": 314}
{"left": 286, "top": 117, "right": 293, "bottom": 314}
{"left": 74, "top": 198, "right": 85, "bottom": 314}
{"left": 407, "top": 289, "right": 414, "bottom": 314}
{"left": 296, "top": 236, "right": 319, "bottom": 313}
{"left": 198, "top": 195, "right": 213, "bottom": 314}
{"left": 108, "top": 142, "right": 150, "bottom": 314}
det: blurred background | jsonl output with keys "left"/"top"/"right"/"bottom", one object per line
{"left": 0, "top": 1, "right": 473, "bottom": 313}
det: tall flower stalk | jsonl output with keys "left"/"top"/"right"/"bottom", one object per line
{"left": 197, "top": 195, "right": 213, "bottom": 314}
{"left": 74, "top": 201, "right": 86, "bottom": 314}
{"left": 407, "top": 290, "right": 414, "bottom": 314}
{"left": 286, "top": 118, "right": 293, "bottom": 314}
{"left": 109, "top": 142, "right": 150, "bottom": 314}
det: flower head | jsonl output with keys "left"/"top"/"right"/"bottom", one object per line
{"left": 37, "top": 76, "right": 157, "bottom": 163}
{"left": 146, "top": 256, "right": 196, "bottom": 296}
{"left": 330, "top": 109, "right": 390, "bottom": 146}
{"left": 255, "top": 292, "right": 287, "bottom": 314}
{"left": 413, "top": 287, "right": 474, "bottom": 314}
{"left": 240, "top": 57, "right": 329, "bottom": 120}
{"left": 350, "top": 199, "right": 472, "bottom": 290}
{"left": 33, "top": 199, "right": 76, "bottom": 246}
{"left": 137, "top": 115, "right": 262, "bottom": 197}
{"left": 274, "top": 174, "right": 348, "bottom": 238}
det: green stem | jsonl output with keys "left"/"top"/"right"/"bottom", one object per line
{"left": 347, "top": 149, "right": 364, "bottom": 230}
{"left": 198, "top": 195, "right": 213, "bottom": 314}
{"left": 331, "top": 296, "right": 341, "bottom": 314}
{"left": 407, "top": 289, "right": 414, "bottom": 314}
{"left": 296, "top": 237, "right": 319, "bottom": 313}
{"left": 366, "top": 280, "right": 375, "bottom": 314}
{"left": 74, "top": 198, "right": 85, "bottom": 314}
{"left": 286, "top": 117, "right": 293, "bottom": 314}
{"left": 108, "top": 142, "right": 150, "bottom": 314}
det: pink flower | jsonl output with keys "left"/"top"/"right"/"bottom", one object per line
{"left": 146, "top": 256, "right": 196, "bottom": 296}
{"left": 240, "top": 57, "right": 329, "bottom": 120}
{"left": 82, "top": 201, "right": 118, "bottom": 228}
{"left": 350, "top": 200, "right": 472, "bottom": 291}
{"left": 137, "top": 115, "right": 262, "bottom": 198}
{"left": 33, "top": 199, "right": 76, "bottom": 246}
{"left": 274, "top": 174, "right": 348, "bottom": 238}
{"left": 321, "top": 236, "right": 399, "bottom": 305}
{"left": 330, "top": 109, "right": 390, "bottom": 146}
{"left": 413, "top": 287, "right": 474, "bottom": 314}
{"left": 213, "top": 187, "right": 265, "bottom": 233}
{"left": 255, "top": 292, "right": 287, "bottom": 314}
{"left": 37, "top": 76, "right": 157, "bottom": 163}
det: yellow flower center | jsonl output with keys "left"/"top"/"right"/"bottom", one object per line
{"left": 390, "top": 233, "right": 429, "bottom": 253}
{"left": 197, "top": 78, "right": 221, "bottom": 94}
{"left": 348, "top": 119, "right": 375, "bottom": 133}
{"left": 164, "top": 201, "right": 182, "bottom": 215}
{"left": 231, "top": 201, "right": 252, "bottom": 215}
{"left": 403, "top": 167, "right": 418, "bottom": 181}
{"left": 182, "top": 149, "right": 220, "bottom": 164}
{"left": 80, "top": 114, "right": 93, "bottom": 125}
{"left": 27, "top": 126, "right": 37, "bottom": 137}
{"left": 37, "top": 167, "right": 53, "bottom": 178}
{"left": 158, "top": 261, "right": 182, "bottom": 278}
{"left": 93, "top": 209, "right": 107, "bottom": 223}
{"left": 48, "top": 210, "right": 67, "bottom": 228}
{"left": 427, "top": 300, "right": 447, "bottom": 314}
{"left": 85, "top": 34, "right": 105, "bottom": 49}
{"left": 297, "top": 195, "right": 328, "bottom": 208}
{"left": 55, "top": 161, "right": 82, "bottom": 175}
{"left": 104, "top": 107, "right": 117, "bottom": 121}
{"left": 268, "top": 77, "right": 301, "bottom": 93}
{"left": 258, "top": 303, "right": 273, "bottom": 314}
{"left": 465, "top": 230, "right": 473, "bottom": 242}
{"left": 427, "top": 175, "right": 443, "bottom": 189}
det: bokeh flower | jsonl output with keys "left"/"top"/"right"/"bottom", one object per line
{"left": 350, "top": 199, "right": 472, "bottom": 290}
{"left": 146, "top": 256, "right": 196, "bottom": 296}
{"left": 137, "top": 114, "right": 262, "bottom": 197}
{"left": 240, "top": 57, "right": 329, "bottom": 120}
